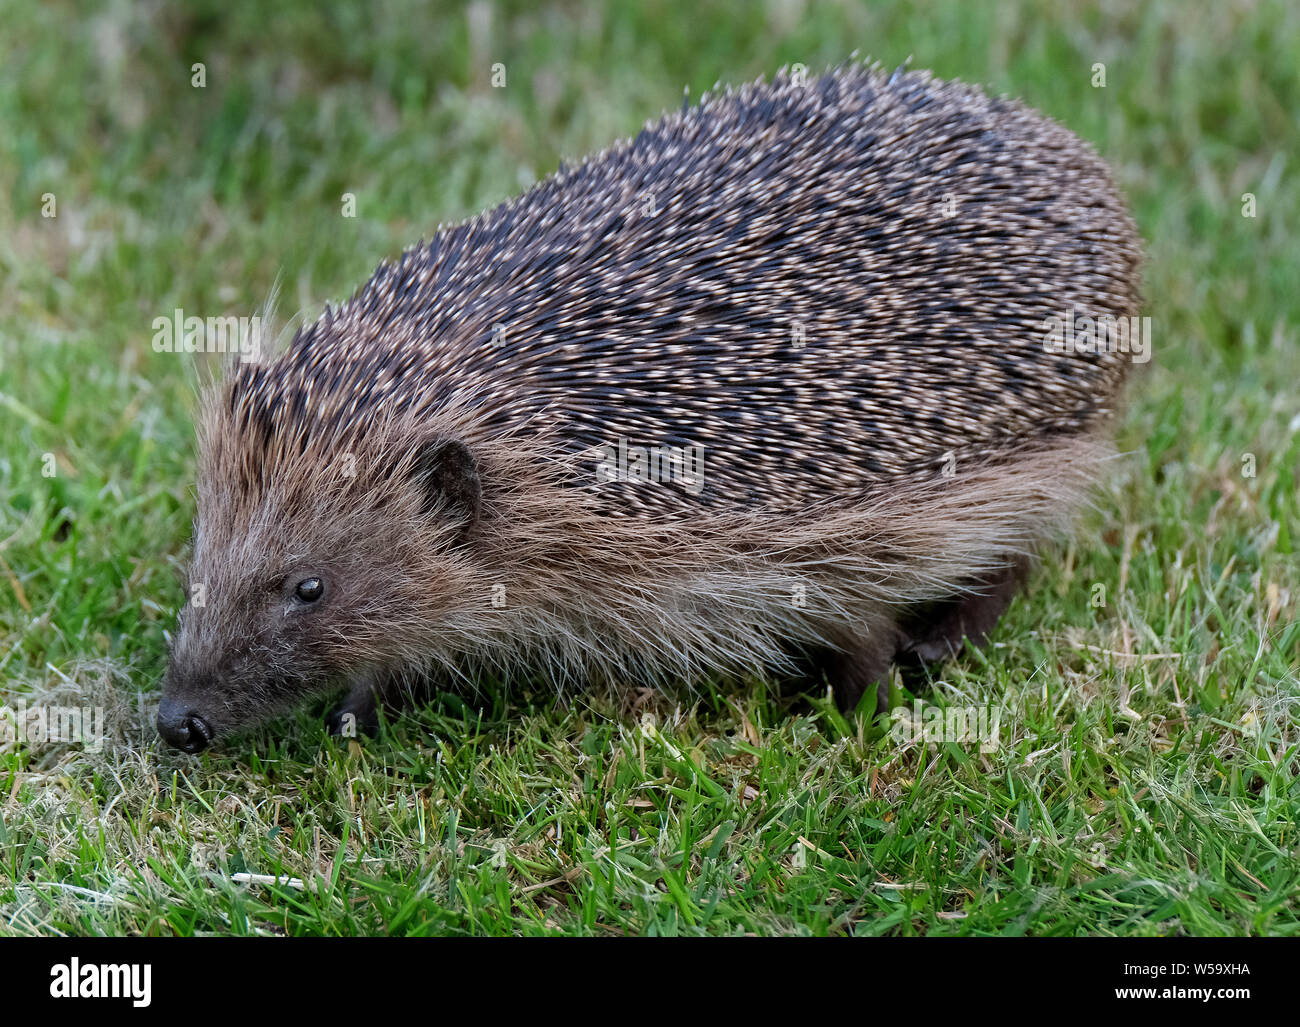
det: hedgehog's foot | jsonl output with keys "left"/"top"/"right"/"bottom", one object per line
{"left": 901, "top": 555, "right": 1031, "bottom": 664}
{"left": 822, "top": 618, "right": 907, "bottom": 714}
{"left": 327, "top": 672, "right": 403, "bottom": 739}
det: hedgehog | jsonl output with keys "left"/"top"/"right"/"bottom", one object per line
{"left": 156, "top": 63, "right": 1142, "bottom": 752}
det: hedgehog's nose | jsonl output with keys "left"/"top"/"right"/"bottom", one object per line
{"left": 157, "top": 696, "right": 212, "bottom": 753}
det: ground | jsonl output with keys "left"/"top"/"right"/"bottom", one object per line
{"left": 0, "top": 0, "right": 1297, "bottom": 935}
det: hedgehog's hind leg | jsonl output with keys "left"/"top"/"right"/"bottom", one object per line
{"left": 900, "top": 555, "right": 1032, "bottom": 665}
{"left": 817, "top": 557, "right": 1032, "bottom": 714}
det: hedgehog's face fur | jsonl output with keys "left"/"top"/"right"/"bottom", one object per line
{"left": 157, "top": 418, "right": 483, "bottom": 752}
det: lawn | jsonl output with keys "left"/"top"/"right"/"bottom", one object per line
{"left": 0, "top": 0, "right": 1297, "bottom": 935}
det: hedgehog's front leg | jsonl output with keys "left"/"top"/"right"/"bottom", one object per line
{"left": 326, "top": 670, "right": 406, "bottom": 739}
{"left": 822, "top": 617, "right": 907, "bottom": 714}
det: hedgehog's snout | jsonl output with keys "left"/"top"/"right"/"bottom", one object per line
{"left": 157, "top": 693, "right": 213, "bottom": 753}
{"left": 157, "top": 657, "right": 224, "bottom": 752}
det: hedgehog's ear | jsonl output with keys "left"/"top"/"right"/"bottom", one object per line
{"left": 410, "top": 438, "right": 481, "bottom": 535}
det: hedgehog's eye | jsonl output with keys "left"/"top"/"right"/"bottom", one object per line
{"left": 294, "top": 577, "right": 324, "bottom": 603}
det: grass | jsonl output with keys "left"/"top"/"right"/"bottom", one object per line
{"left": 0, "top": 0, "right": 1297, "bottom": 935}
